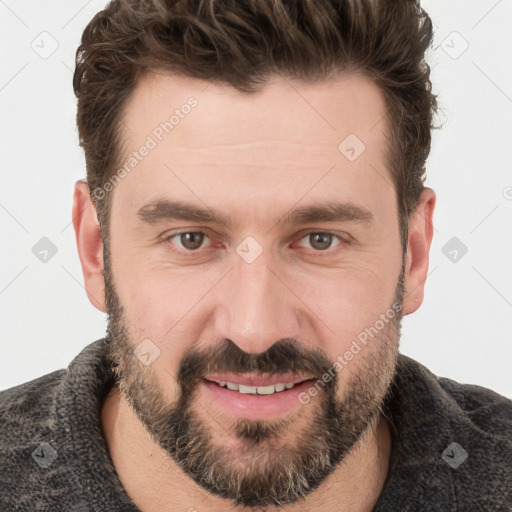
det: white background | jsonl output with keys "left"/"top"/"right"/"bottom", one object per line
{"left": 1, "top": 0, "right": 511, "bottom": 397}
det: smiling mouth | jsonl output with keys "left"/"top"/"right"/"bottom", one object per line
{"left": 200, "top": 375, "right": 317, "bottom": 420}
{"left": 203, "top": 377, "right": 314, "bottom": 396}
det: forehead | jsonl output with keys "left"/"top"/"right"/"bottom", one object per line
{"left": 113, "top": 71, "right": 393, "bottom": 227}
{"left": 121, "top": 71, "right": 387, "bottom": 150}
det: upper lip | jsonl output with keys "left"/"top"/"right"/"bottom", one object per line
{"left": 204, "top": 374, "right": 314, "bottom": 387}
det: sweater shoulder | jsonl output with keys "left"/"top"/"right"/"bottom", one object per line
{"left": 436, "top": 373, "right": 512, "bottom": 438}
{"left": 0, "top": 369, "right": 66, "bottom": 453}
{"left": 0, "top": 369, "right": 66, "bottom": 418}
{"left": 378, "top": 355, "right": 512, "bottom": 510}
{"left": 396, "top": 354, "right": 512, "bottom": 439}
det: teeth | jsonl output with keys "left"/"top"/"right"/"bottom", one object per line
{"left": 256, "top": 385, "right": 275, "bottom": 395}
{"left": 217, "top": 381, "right": 299, "bottom": 395}
{"left": 239, "top": 384, "right": 257, "bottom": 394}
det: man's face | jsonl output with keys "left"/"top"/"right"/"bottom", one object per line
{"left": 103, "top": 73, "right": 405, "bottom": 506}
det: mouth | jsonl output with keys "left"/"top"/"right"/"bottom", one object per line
{"left": 205, "top": 375, "right": 310, "bottom": 394}
{"left": 199, "top": 374, "right": 316, "bottom": 420}
{"left": 217, "top": 381, "right": 299, "bottom": 395}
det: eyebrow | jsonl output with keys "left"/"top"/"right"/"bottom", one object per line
{"left": 137, "top": 199, "right": 374, "bottom": 230}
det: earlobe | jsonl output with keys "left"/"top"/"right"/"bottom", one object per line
{"left": 402, "top": 187, "right": 436, "bottom": 316}
{"left": 72, "top": 180, "right": 107, "bottom": 313}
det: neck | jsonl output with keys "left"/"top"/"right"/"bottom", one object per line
{"left": 101, "top": 388, "right": 392, "bottom": 512}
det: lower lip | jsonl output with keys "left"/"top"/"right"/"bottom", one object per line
{"left": 200, "top": 379, "right": 314, "bottom": 421}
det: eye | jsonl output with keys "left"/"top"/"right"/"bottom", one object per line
{"left": 165, "top": 231, "right": 211, "bottom": 251}
{"left": 295, "top": 232, "right": 344, "bottom": 251}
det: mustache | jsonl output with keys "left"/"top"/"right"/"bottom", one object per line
{"left": 177, "top": 338, "right": 334, "bottom": 385}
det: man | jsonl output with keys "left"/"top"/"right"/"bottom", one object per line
{"left": 1, "top": 0, "right": 511, "bottom": 510}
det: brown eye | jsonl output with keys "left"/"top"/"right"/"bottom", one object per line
{"left": 308, "top": 233, "right": 334, "bottom": 251}
{"left": 164, "top": 231, "right": 210, "bottom": 252}
{"left": 179, "top": 232, "right": 206, "bottom": 250}
{"left": 294, "top": 232, "right": 346, "bottom": 253}
{"left": 295, "top": 231, "right": 350, "bottom": 257}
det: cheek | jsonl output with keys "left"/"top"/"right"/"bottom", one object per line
{"left": 293, "top": 262, "right": 399, "bottom": 346}
{"left": 104, "top": 249, "right": 193, "bottom": 401}
{"left": 309, "top": 267, "right": 401, "bottom": 397}
{"left": 113, "top": 263, "right": 218, "bottom": 362}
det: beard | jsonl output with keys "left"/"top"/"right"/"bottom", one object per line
{"left": 103, "top": 243, "right": 404, "bottom": 507}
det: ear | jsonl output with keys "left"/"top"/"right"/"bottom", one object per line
{"left": 72, "top": 180, "right": 107, "bottom": 313}
{"left": 402, "top": 187, "right": 436, "bottom": 316}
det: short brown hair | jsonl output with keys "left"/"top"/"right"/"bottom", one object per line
{"left": 73, "top": 0, "right": 437, "bottom": 249}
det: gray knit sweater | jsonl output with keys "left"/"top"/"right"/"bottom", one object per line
{"left": 1, "top": 338, "right": 511, "bottom": 511}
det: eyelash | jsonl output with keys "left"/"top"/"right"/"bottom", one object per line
{"left": 162, "top": 230, "right": 349, "bottom": 256}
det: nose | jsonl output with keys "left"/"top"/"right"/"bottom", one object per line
{"left": 214, "top": 250, "right": 301, "bottom": 355}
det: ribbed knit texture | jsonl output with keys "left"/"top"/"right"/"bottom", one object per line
{"left": 1, "top": 338, "right": 511, "bottom": 511}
